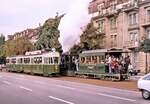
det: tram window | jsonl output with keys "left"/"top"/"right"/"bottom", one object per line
{"left": 49, "top": 57, "right": 53, "bottom": 64}
{"left": 92, "top": 56, "right": 97, "bottom": 64}
{"left": 18, "top": 58, "right": 23, "bottom": 64}
{"left": 44, "top": 57, "right": 49, "bottom": 64}
{"left": 24, "top": 58, "right": 30, "bottom": 64}
{"left": 86, "top": 56, "right": 91, "bottom": 63}
{"left": 31, "top": 58, "right": 34, "bottom": 64}
{"left": 34, "top": 57, "right": 42, "bottom": 64}
{"left": 11, "top": 58, "right": 16, "bottom": 64}
{"left": 54, "top": 57, "right": 59, "bottom": 64}
{"left": 99, "top": 56, "right": 105, "bottom": 63}
{"left": 39, "top": 57, "right": 42, "bottom": 63}
{"left": 6, "top": 59, "right": 10, "bottom": 63}
{"left": 80, "top": 57, "right": 85, "bottom": 64}
{"left": 34, "top": 57, "right": 37, "bottom": 63}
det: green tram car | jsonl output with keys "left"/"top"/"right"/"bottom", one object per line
{"left": 76, "top": 49, "right": 129, "bottom": 81}
{"left": 6, "top": 50, "right": 60, "bottom": 76}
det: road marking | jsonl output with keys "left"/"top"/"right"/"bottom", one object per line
{"left": 97, "top": 86, "right": 140, "bottom": 94}
{"left": 3, "top": 81, "right": 11, "bottom": 85}
{"left": 56, "top": 85, "right": 76, "bottom": 90}
{"left": 97, "top": 93, "right": 136, "bottom": 102}
{"left": 34, "top": 81, "right": 45, "bottom": 84}
{"left": 15, "top": 78, "right": 27, "bottom": 80}
{"left": 19, "top": 75, "right": 25, "bottom": 77}
{"left": 48, "top": 96, "right": 74, "bottom": 104}
{"left": 19, "top": 86, "right": 32, "bottom": 92}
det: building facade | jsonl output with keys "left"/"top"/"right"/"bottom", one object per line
{"left": 8, "top": 28, "right": 39, "bottom": 44}
{"left": 89, "top": 0, "right": 150, "bottom": 73}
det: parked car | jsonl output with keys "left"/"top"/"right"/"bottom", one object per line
{"left": 138, "top": 73, "right": 150, "bottom": 99}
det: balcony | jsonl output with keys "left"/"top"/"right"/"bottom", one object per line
{"left": 123, "top": 3, "right": 139, "bottom": 13}
{"left": 125, "top": 41, "right": 139, "bottom": 49}
{"left": 142, "top": 18, "right": 150, "bottom": 28}
{"left": 105, "top": 9, "right": 119, "bottom": 18}
{"left": 128, "top": 24, "right": 139, "bottom": 31}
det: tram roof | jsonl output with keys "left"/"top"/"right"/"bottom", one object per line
{"left": 82, "top": 49, "right": 107, "bottom": 54}
{"left": 80, "top": 49, "right": 107, "bottom": 56}
{"left": 6, "top": 51, "right": 60, "bottom": 58}
{"left": 80, "top": 48, "right": 129, "bottom": 56}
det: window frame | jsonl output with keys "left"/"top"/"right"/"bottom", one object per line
{"left": 143, "top": 75, "right": 150, "bottom": 80}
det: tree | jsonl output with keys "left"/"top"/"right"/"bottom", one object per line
{"left": 70, "top": 44, "right": 82, "bottom": 55}
{"left": 4, "top": 37, "right": 33, "bottom": 56}
{"left": 3, "top": 39, "right": 16, "bottom": 56}
{"left": 80, "top": 22, "right": 105, "bottom": 50}
{"left": 69, "top": 21, "right": 105, "bottom": 54}
{"left": 0, "top": 34, "right": 5, "bottom": 57}
{"left": 0, "top": 34, "right": 5, "bottom": 46}
{"left": 35, "top": 14, "right": 64, "bottom": 53}
{"left": 139, "top": 39, "right": 150, "bottom": 74}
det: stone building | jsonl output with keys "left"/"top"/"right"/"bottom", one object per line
{"left": 88, "top": 0, "right": 150, "bottom": 73}
{"left": 8, "top": 28, "right": 39, "bottom": 44}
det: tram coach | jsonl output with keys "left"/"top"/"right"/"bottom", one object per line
{"left": 6, "top": 50, "right": 60, "bottom": 76}
{"left": 76, "top": 49, "right": 129, "bottom": 80}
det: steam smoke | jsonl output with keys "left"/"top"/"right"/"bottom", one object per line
{"left": 59, "top": 0, "right": 92, "bottom": 52}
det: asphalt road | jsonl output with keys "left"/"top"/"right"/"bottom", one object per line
{"left": 0, "top": 72, "right": 149, "bottom": 104}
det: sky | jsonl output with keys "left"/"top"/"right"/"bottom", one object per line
{"left": 0, "top": 0, "right": 92, "bottom": 51}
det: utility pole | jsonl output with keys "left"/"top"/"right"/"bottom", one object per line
{"left": 145, "top": 52, "right": 148, "bottom": 74}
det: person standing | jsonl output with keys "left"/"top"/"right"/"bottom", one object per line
{"left": 124, "top": 56, "right": 131, "bottom": 73}
{"left": 75, "top": 58, "right": 79, "bottom": 71}
{"left": 108, "top": 55, "right": 112, "bottom": 73}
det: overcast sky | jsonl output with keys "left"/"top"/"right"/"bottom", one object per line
{"left": 0, "top": 0, "right": 73, "bottom": 36}
{"left": 0, "top": 0, "right": 92, "bottom": 51}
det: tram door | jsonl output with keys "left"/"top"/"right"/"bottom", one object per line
{"left": 60, "top": 54, "right": 77, "bottom": 76}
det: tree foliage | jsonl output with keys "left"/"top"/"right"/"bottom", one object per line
{"left": 139, "top": 39, "right": 150, "bottom": 52}
{"left": 80, "top": 22, "right": 105, "bottom": 49}
{"left": 70, "top": 44, "right": 82, "bottom": 55}
{"left": 4, "top": 37, "right": 33, "bottom": 56}
{"left": 0, "top": 34, "right": 5, "bottom": 57}
{"left": 0, "top": 34, "right": 5, "bottom": 46}
{"left": 34, "top": 15, "right": 64, "bottom": 53}
{"left": 70, "top": 22, "right": 105, "bottom": 54}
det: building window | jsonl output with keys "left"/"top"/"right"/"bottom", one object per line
{"left": 110, "top": 17, "right": 117, "bottom": 29}
{"left": 147, "top": 10, "right": 150, "bottom": 22}
{"left": 133, "top": 13, "right": 137, "bottom": 24}
{"left": 129, "top": 32, "right": 138, "bottom": 42}
{"left": 98, "top": 3, "right": 104, "bottom": 15}
{"left": 111, "top": 35, "right": 117, "bottom": 47}
{"left": 147, "top": 30, "right": 150, "bottom": 39}
{"left": 98, "top": 20, "right": 104, "bottom": 32}
{"left": 143, "top": 75, "right": 150, "bottom": 80}
{"left": 128, "top": 13, "right": 138, "bottom": 25}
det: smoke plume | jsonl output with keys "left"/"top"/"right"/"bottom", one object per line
{"left": 59, "top": 0, "right": 92, "bottom": 52}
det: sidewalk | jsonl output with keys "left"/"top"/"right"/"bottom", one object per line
{"left": 130, "top": 75, "right": 143, "bottom": 81}
{"left": 54, "top": 77, "right": 138, "bottom": 91}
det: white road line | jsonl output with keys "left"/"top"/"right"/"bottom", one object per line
{"left": 97, "top": 86, "right": 140, "bottom": 94}
{"left": 18, "top": 75, "right": 25, "bottom": 77}
{"left": 19, "top": 86, "right": 32, "bottom": 92}
{"left": 97, "top": 93, "right": 136, "bottom": 102}
{"left": 48, "top": 96, "right": 74, "bottom": 104}
{"left": 15, "top": 78, "right": 27, "bottom": 80}
{"left": 34, "top": 81, "right": 45, "bottom": 84}
{"left": 56, "top": 85, "right": 76, "bottom": 90}
{"left": 3, "top": 81, "right": 11, "bottom": 85}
